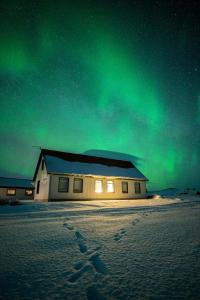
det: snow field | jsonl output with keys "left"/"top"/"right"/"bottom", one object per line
{"left": 0, "top": 196, "right": 200, "bottom": 299}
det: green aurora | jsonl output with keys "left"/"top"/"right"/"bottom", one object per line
{"left": 0, "top": 1, "right": 200, "bottom": 189}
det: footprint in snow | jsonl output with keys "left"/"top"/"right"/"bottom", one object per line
{"left": 132, "top": 213, "right": 149, "bottom": 226}
{"left": 141, "top": 212, "right": 149, "bottom": 217}
{"left": 63, "top": 222, "right": 108, "bottom": 284}
{"left": 73, "top": 260, "right": 84, "bottom": 270}
{"left": 67, "top": 263, "right": 92, "bottom": 283}
{"left": 75, "top": 231, "right": 84, "bottom": 239}
{"left": 114, "top": 228, "right": 127, "bottom": 241}
{"left": 87, "top": 245, "right": 101, "bottom": 256}
{"left": 75, "top": 231, "right": 88, "bottom": 253}
{"left": 66, "top": 249, "right": 108, "bottom": 284}
{"left": 66, "top": 250, "right": 108, "bottom": 283}
{"left": 89, "top": 252, "right": 108, "bottom": 275}
{"left": 63, "top": 222, "right": 74, "bottom": 230}
{"left": 132, "top": 219, "right": 140, "bottom": 226}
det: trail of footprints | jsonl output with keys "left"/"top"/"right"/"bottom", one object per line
{"left": 114, "top": 212, "right": 149, "bottom": 242}
{"left": 113, "top": 228, "right": 127, "bottom": 241}
{"left": 63, "top": 220, "right": 108, "bottom": 285}
{"left": 63, "top": 212, "right": 149, "bottom": 299}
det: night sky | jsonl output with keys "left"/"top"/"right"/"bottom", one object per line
{"left": 0, "top": 0, "right": 200, "bottom": 190}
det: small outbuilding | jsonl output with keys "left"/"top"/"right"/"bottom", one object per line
{"left": 33, "top": 149, "right": 148, "bottom": 201}
{"left": 0, "top": 177, "right": 34, "bottom": 200}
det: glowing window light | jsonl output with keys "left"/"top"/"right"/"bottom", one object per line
{"left": 107, "top": 181, "right": 114, "bottom": 193}
{"left": 25, "top": 189, "right": 33, "bottom": 196}
{"left": 7, "top": 189, "right": 16, "bottom": 195}
{"left": 95, "top": 180, "right": 103, "bottom": 193}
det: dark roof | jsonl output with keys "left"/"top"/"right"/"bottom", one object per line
{"left": 0, "top": 177, "right": 34, "bottom": 189}
{"left": 33, "top": 149, "right": 147, "bottom": 180}
{"left": 42, "top": 149, "right": 134, "bottom": 168}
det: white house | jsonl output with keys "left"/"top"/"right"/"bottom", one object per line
{"left": 0, "top": 177, "right": 34, "bottom": 200}
{"left": 33, "top": 149, "right": 148, "bottom": 201}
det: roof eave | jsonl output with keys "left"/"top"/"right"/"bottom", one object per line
{"left": 47, "top": 171, "right": 147, "bottom": 181}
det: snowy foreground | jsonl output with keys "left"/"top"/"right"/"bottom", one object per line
{"left": 0, "top": 196, "right": 200, "bottom": 300}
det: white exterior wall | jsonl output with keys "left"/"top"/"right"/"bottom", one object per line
{"left": 0, "top": 188, "right": 33, "bottom": 200}
{"left": 34, "top": 160, "right": 50, "bottom": 201}
{"left": 49, "top": 174, "right": 147, "bottom": 201}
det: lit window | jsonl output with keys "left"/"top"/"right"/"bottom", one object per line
{"left": 58, "top": 177, "right": 69, "bottom": 192}
{"left": 107, "top": 181, "right": 114, "bottom": 193}
{"left": 134, "top": 182, "right": 141, "bottom": 194}
{"left": 95, "top": 180, "right": 103, "bottom": 193}
{"left": 73, "top": 178, "right": 83, "bottom": 193}
{"left": 122, "top": 181, "right": 128, "bottom": 193}
{"left": 25, "top": 189, "right": 33, "bottom": 196}
{"left": 7, "top": 189, "right": 16, "bottom": 196}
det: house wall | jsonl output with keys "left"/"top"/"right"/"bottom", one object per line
{"left": 48, "top": 174, "right": 147, "bottom": 201}
{"left": 0, "top": 188, "right": 33, "bottom": 200}
{"left": 34, "top": 159, "right": 50, "bottom": 201}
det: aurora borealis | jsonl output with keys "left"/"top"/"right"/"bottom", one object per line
{"left": 0, "top": 1, "right": 200, "bottom": 189}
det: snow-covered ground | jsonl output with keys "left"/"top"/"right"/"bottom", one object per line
{"left": 0, "top": 195, "right": 200, "bottom": 299}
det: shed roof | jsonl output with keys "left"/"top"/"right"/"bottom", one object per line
{"left": 0, "top": 177, "right": 34, "bottom": 188}
{"left": 34, "top": 149, "right": 147, "bottom": 180}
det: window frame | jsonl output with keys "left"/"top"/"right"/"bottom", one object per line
{"left": 7, "top": 188, "right": 16, "bottom": 196}
{"left": 106, "top": 180, "right": 115, "bottom": 193}
{"left": 122, "top": 181, "right": 128, "bottom": 193}
{"left": 95, "top": 179, "right": 103, "bottom": 193}
{"left": 58, "top": 177, "right": 69, "bottom": 193}
{"left": 36, "top": 180, "right": 40, "bottom": 194}
{"left": 73, "top": 178, "right": 83, "bottom": 193}
{"left": 134, "top": 182, "right": 141, "bottom": 194}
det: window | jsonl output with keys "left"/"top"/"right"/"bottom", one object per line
{"left": 107, "top": 181, "right": 114, "bottom": 193}
{"left": 122, "top": 181, "right": 128, "bottom": 193}
{"left": 134, "top": 182, "right": 141, "bottom": 194}
{"left": 36, "top": 180, "right": 40, "bottom": 194}
{"left": 7, "top": 189, "right": 16, "bottom": 196}
{"left": 95, "top": 180, "right": 103, "bottom": 193}
{"left": 58, "top": 177, "right": 69, "bottom": 192}
{"left": 41, "top": 159, "right": 44, "bottom": 170}
{"left": 73, "top": 178, "right": 83, "bottom": 193}
{"left": 25, "top": 189, "right": 33, "bottom": 196}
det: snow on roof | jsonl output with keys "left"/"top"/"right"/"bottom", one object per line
{"left": 0, "top": 177, "right": 34, "bottom": 188}
{"left": 44, "top": 155, "right": 147, "bottom": 180}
